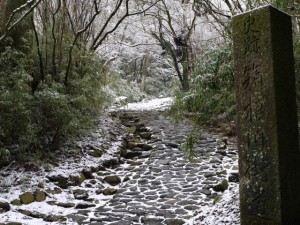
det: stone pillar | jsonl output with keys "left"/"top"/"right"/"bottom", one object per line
{"left": 232, "top": 5, "right": 300, "bottom": 225}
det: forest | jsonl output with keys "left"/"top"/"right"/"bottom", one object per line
{"left": 0, "top": 0, "right": 300, "bottom": 224}
{"left": 1, "top": 0, "right": 298, "bottom": 167}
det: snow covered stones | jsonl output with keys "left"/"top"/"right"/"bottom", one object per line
{"left": 233, "top": 5, "right": 300, "bottom": 224}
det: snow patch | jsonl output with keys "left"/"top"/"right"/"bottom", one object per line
{"left": 111, "top": 97, "right": 173, "bottom": 111}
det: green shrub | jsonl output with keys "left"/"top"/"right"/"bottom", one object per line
{"left": 180, "top": 132, "right": 197, "bottom": 161}
{"left": 0, "top": 44, "right": 111, "bottom": 166}
{"left": 169, "top": 42, "right": 235, "bottom": 124}
{"left": 0, "top": 47, "right": 34, "bottom": 146}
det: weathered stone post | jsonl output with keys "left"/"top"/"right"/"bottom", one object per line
{"left": 232, "top": 5, "right": 300, "bottom": 225}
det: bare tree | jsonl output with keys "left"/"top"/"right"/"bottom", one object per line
{"left": 149, "top": 0, "right": 197, "bottom": 91}
{"left": 0, "top": 0, "right": 162, "bottom": 89}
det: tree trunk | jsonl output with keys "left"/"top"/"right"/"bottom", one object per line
{"left": 140, "top": 54, "right": 149, "bottom": 92}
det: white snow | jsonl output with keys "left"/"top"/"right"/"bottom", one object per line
{"left": 111, "top": 97, "right": 173, "bottom": 111}
{"left": 0, "top": 98, "right": 240, "bottom": 225}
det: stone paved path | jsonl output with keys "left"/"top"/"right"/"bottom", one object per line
{"left": 75, "top": 110, "right": 239, "bottom": 225}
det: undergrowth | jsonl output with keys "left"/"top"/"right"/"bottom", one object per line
{"left": 168, "top": 42, "right": 235, "bottom": 128}
{"left": 0, "top": 40, "right": 112, "bottom": 167}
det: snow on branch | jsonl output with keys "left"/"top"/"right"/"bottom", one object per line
{"left": 0, "top": 0, "right": 42, "bottom": 42}
{"left": 91, "top": 0, "right": 162, "bottom": 50}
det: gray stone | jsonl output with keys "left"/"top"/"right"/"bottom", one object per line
{"left": 184, "top": 205, "right": 198, "bottom": 210}
{"left": 160, "top": 193, "right": 175, "bottom": 199}
{"left": 44, "top": 215, "right": 65, "bottom": 222}
{"left": 165, "top": 218, "right": 185, "bottom": 225}
{"left": 124, "top": 151, "right": 142, "bottom": 159}
{"left": 233, "top": 5, "right": 300, "bottom": 224}
{"left": 56, "top": 202, "right": 75, "bottom": 208}
{"left": 75, "top": 203, "right": 96, "bottom": 209}
{"left": 102, "top": 188, "right": 118, "bottom": 195}
{"left": 139, "top": 143, "right": 153, "bottom": 151}
{"left": 73, "top": 189, "right": 89, "bottom": 200}
{"left": 209, "top": 156, "right": 222, "bottom": 163}
{"left": 182, "top": 187, "right": 197, "bottom": 192}
{"left": 204, "top": 172, "right": 215, "bottom": 178}
{"left": 175, "top": 209, "right": 187, "bottom": 215}
{"left": 177, "top": 200, "right": 197, "bottom": 206}
{"left": 141, "top": 217, "right": 163, "bottom": 225}
{"left": 145, "top": 195, "right": 158, "bottom": 200}
{"left": 29, "top": 211, "right": 46, "bottom": 219}
{"left": 18, "top": 209, "right": 31, "bottom": 216}
{"left": 200, "top": 188, "right": 211, "bottom": 196}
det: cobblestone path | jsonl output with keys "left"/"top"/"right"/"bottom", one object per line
{"left": 84, "top": 110, "right": 239, "bottom": 225}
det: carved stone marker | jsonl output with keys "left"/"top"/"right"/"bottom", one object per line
{"left": 232, "top": 5, "right": 300, "bottom": 225}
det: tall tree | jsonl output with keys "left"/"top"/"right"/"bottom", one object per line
{"left": 150, "top": 0, "right": 197, "bottom": 91}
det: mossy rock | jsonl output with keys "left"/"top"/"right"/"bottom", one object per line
{"left": 90, "top": 166, "right": 100, "bottom": 173}
{"left": 82, "top": 168, "right": 94, "bottom": 179}
{"left": 213, "top": 179, "right": 229, "bottom": 192}
{"left": 89, "top": 149, "right": 103, "bottom": 158}
{"left": 213, "top": 195, "right": 222, "bottom": 205}
{"left": 126, "top": 142, "right": 137, "bottom": 149}
{"left": 45, "top": 187, "right": 62, "bottom": 195}
{"left": 69, "top": 173, "right": 86, "bottom": 186}
{"left": 130, "top": 161, "right": 143, "bottom": 167}
{"left": 77, "top": 173, "right": 86, "bottom": 185}
{"left": 56, "top": 202, "right": 75, "bottom": 208}
{"left": 104, "top": 175, "right": 121, "bottom": 186}
{"left": 43, "top": 215, "right": 64, "bottom": 222}
{"left": 135, "top": 123, "right": 145, "bottom": 131}
{"left": 10, "top": 199, "right": 21, "bottom": 206}
{"left": 140, "top": 144, "right": 153, "bottom": 151}
{"left": 119, "top": 147, "right": 127, "bottom": 157}
{"left": 34, "top": 190, "right": 46, "bottom": 202}
{"left": 123, "top": 176, "right": 130, "bottom": 182}
{"left": 138, "top": 132, "right": 152, "bottom": 140}
{"left": 102, "top": 188, "right": 118, "bottom": 195}
{"left": 47, "top": 175, "right": 69, "bottom": 189}
{"left": 102, "top": 158, "right": 119, "bottom": 168}
{"left": 127, "top": 126, "right": 136, "bottom": 134}
{"left": 19, "top": 192, "right": 35, "bottom": 205}
{"left": 0, "top": 201, "right": 10, "bottom": 212}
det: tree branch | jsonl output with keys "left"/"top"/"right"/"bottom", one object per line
{"left": 92, "top": 0, "right": 162, "bottom": 50}
{"left": 0, "top": 0, "right": 42, "bottom": 42}
{"left": 91, "top": 0, "right": 124, "bottom": 50}
{"left": 64, "top": 0, "right": 101, "bottom": 87}
{"left": 51, "top": 0, "right": 61, "bottom": 78}
{"left": 31, "top": 15, "right": 44, "bottom": 87}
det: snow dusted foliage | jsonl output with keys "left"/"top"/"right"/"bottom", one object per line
{"left": 97, "top": 0, "right": 222, "bottom": 95}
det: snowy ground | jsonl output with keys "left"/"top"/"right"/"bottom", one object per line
{"left": 111, "top": 97, "right": 174, "bottom": 111}
{"left": 0, "top": 97, "right": 240, "bottom": 225}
